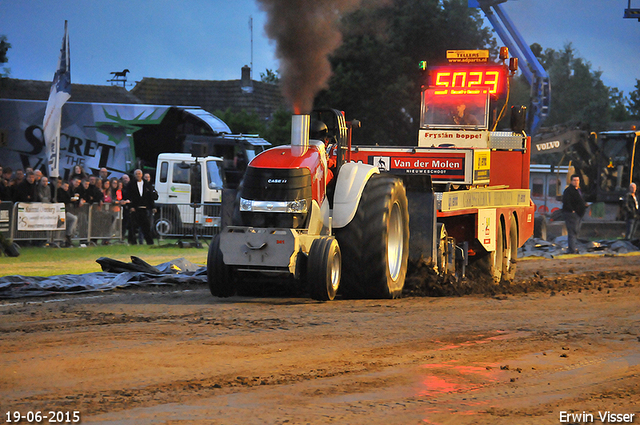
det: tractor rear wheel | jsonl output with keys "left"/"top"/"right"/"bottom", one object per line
{"left": 307, "top": 237, "right": 341, "bottom": 301}
{"left": 335, "top": 174, "right": 409, "bottom": 299}
{"left": 207, "top": 234, "right": 236, "bottom": 297}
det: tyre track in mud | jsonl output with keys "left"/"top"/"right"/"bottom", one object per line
{"left": 5, "top": 317, "right": 638, "bottom": 419}
{"left": 0, "top": 310, "right": 294, "bottom": 336}
{"left": 0, "top": 330, "right": 537, "bottom": 416}
{"left": 12, "top": 361, "right": 381, "bottom": 416}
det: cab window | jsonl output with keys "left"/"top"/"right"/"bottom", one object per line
{"left": 206, "top": 160, "right": 225, "bottom": 189}
{"left": 172, "top": 163, "right": 190, "bottom": 184}
{"left": 159, "top": 162, "right": 169, "bottom": 183}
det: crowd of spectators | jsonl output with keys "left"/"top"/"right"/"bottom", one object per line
{"left": 0, "top": 164, "right": 157, "bottom": 247}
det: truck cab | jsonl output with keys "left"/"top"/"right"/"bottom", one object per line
{"left": 154, "top": 153, "right": 225, "bottom": 237}
{"left": 181, "top": 135, "right": 271, "bottom": 189}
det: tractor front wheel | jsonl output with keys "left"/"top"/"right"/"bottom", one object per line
{"left": 207, "top": 234, "right": 236, "bottom": 297}
{"left": 307, "top": 237, "right": 341, "bottom": 301}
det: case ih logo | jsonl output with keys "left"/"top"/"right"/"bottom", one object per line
{"left": 371, "top": 155, "right": 465, "bottom": 180}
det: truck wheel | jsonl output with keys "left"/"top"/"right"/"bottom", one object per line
{"left": 533, "top": 215, "right": 547, "bottom": 240}
{"left": 335, "top": 174, "right": 409, "bottom": 299}
{"left": 307, "top": 237, "right": 341, "bottom": 301}
{"left": 436, "top": 223, "right": 448, "bottom": 276}
{"left": 477, "top": 218, "right": 504, "bottom": 284}
{"left": 207, "top": 234, "right": 236, "bottom": 297}
{"left": 502, "top": 216, "right": 519, "bottom": 282}
{"left": 153, "top": 208, "right": 181, "bottom": 238}
{"left": 153, "top": 216, "right": 173, "bottom": 237}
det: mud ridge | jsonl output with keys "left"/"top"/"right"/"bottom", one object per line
{"left": 403, "top": 259, "right": 639, "bottom": 297}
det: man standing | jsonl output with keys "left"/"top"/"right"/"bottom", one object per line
{"left": 76, "top": 178, "right": 102, "bottom": 206}
{"left": 56, "top": 181, "right": 78, "bottom": 247}
{"left": 0, "top": 165, "right": 5, "bottom": 201}
{"left": 36, "top": 176, "right": 53, "bottom": 203}
{"left": 125, "top": 169, "right": 156, "bottom": 245}
{"left": 0, "top": 167, "right": 13, "bottom": 201}
{"left": 623, "top": 183, "right": 639, "bottom": 240}
{"left": 562, "top": 174, "right": 586, "bottom": 254}
{"left": 14, "top": 171, "right": 37, "bottom": 203}
{"left": 99, "top": 167, "right": 109, "bottom": 181}
{"left": 88, "top": 176, "right": 104, "bottom": 204}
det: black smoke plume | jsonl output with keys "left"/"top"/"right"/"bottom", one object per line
{"left": 257, "top": 0, "right": 362, "bottom": 114}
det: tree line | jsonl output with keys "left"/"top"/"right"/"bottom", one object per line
{"left": 2, "top": 0, "right": 639, "bottom": 145}
{"left": 261, "top": 0, "right": 639, "bottom": 144}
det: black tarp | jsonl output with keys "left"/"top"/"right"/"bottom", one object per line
{"left": 0, "top": 257, "right": 206, "bottom": 299}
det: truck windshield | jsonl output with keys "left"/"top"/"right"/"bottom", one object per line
{"left": 206, "top": 160, "right": 225, "bottom": 189}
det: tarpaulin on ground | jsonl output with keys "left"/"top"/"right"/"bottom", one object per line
{"left": 0, "top": 257, "right": 206, "bottom": 299}
{"left": 520, "top": 237, "right": 640, "bottom": 259}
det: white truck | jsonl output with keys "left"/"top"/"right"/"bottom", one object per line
{"left": 153, "top": 153, "right": 225, "bottom": 237}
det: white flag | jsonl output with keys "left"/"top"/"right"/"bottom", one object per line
{"left": 43, "top": 20, "right": 71, "bottom": 178}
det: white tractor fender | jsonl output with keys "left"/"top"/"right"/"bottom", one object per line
{"left": 332, "top": 162, "right": 379, "bottom": 228}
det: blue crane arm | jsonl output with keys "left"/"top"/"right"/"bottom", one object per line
{"left": 471, "top": 0, "right": 550, "bottom": 135}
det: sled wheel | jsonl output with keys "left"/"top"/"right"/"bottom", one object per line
{"left": 502, "top": 216, "right": 518, "bottom": 282}
{"left": 477, "top": 217, "right": 504, "bottom": 285}
{"left": 533, "top": 215, "right": 547, "bottom": 240}
{"left": 436, "top": 223, "right": 448, "bottom": 276}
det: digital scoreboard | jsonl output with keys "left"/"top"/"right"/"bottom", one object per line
{"left": 427, "top": 65, "right": 509, "bottom": 96}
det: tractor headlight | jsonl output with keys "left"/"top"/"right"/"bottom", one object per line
{"left": 240, "top": 198, "right": 253, "bottom": 211}
{"left": 239, "top": 198, "right": 308, "bottom": 214}
{"left": 287, "top": 199, "right": 307, "bottom": 213}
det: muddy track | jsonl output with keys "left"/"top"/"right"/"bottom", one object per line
{"left": 1, "top": 255, "right": 640, "bottom": 424}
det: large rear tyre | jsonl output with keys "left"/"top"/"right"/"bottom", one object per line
{"left": 335, "top": 174, "right": 409, "bottom": 299}
{"left": 502, "top": 216, "right": 518, "bottom": 282}
{"left": 207, "top": 234, "right": 236, "bottom": 297}
{"left": 307, "top": 237, "right": 341, "bottom": 301}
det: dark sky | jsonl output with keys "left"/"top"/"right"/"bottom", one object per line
{"left": 1, "top": 0, "right": 638, "bottom": 95}
{"left": 497, "top": 0, "right": 640, "bottom": 96}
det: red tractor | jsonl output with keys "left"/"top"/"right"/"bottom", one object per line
{"left": 207, "top": 110, "right": 410, "bottom": 300}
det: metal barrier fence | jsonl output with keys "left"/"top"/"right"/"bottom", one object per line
{"left": 153, "top": 202, "right": 222, "bottom": 241}
{"left": 8, "top": 202, "right": 123, "bottom": 246}
{"left": 3, "top": 201, "right": 222, "bottom": 246}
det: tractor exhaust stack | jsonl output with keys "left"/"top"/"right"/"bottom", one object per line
{"left": 291, "top": 114, "right": 310, "bottom": 157}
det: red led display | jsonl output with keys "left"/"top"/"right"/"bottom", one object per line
{"left": 428, "top": 65, "right": 508, "bottom": 96}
